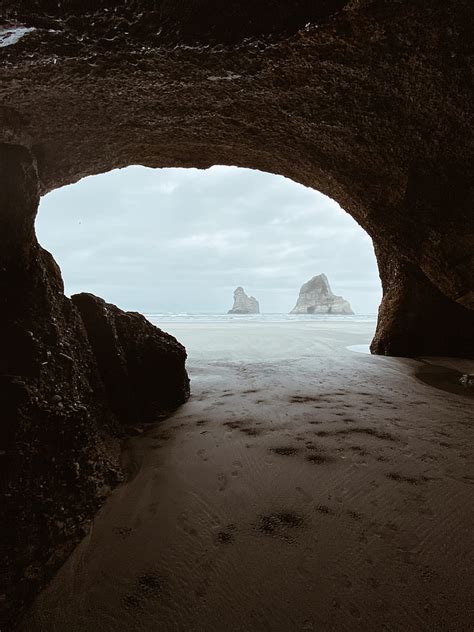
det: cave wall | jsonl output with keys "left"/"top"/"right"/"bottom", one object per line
{"left": 0, "top": 145, "right": 189, "bottom": 629}
{"left": 1, "top": 1, "right": 472, "bottom": 340}
{"left": 1, "top": 0, "right": 474, "bottom": 625}
{"left": 372, "top": 245, "right": 474, "bottom": 357}
{"left": 0, "top": 1, "right": 473, "bottom": 317}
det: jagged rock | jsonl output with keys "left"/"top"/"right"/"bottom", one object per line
{"left": 0, "top": 147, "right": 190, "bottom": 630}
{"left": 228, "top": 287, "right": 260, "bottom": 314}
{"left": 72, "top": 293, "right": 190, "bottom": 422}
{"left": 290, "top": 274, "right": 353, "bottom": 315}
{"left": 460, "top": 374, "right": 474, "bottom": 388}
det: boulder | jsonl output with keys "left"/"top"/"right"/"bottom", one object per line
{"left": 228, "top": 287, "right": 260, "bottom": 314}
{"left": 290, "top": 274, "right": 353, "bottom": 315}
{"left": 71, "top": 293, "right": 190, "bottom": 423}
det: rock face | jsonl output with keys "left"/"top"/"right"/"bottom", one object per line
{"left": 1, "top": 0, "right": 474, "bottom": 626}
{"left": 0, "top": 147, "right": 190, "bottom": 630}
{"left": 72, "top": 293, "right": 190, "bottom": 422}
{"left": 370, "top": 244, "right": 474, "bottom": 356}
{"left": 291, "top": 275, "right": 353, "bottom": 315}
{"left": 228, "top": 287, "right": 260, "bottom": 314}
{"left": 1, "top": 1, "right": 472, "bottom": 354}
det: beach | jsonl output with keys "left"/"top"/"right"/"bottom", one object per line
{"left": 23, "top": 320, "right": 473, "bottom": 631}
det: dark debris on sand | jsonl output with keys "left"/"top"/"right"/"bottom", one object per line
{"left": 257, "top": 511, "right": 305, "bottom": 535}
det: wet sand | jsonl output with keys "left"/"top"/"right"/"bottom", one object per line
{"left": 23, "top": 322, "right": 473, "bottom": 631}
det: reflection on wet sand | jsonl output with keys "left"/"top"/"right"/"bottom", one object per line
{"left": 23, "top": 322, "right": 474, "bottom": 632}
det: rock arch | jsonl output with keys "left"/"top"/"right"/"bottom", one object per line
{"left": 1, "top": 0, "right": 473, "bottom": 625}
{"left": 1, "top": 1, "right": 473, "bottom": 353}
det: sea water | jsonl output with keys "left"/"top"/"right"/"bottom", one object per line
{"left": 145, "top": 313, "right": 377, "bottom": 325}
{"left": 144, "top": 314, "right": 377, "bottom": 361}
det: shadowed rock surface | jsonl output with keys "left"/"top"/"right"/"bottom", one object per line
{"left": 0, "top": 147, "right": 189, "bottom": 630}
{"left": 290, "top": 274, "right": 353, "bottom": 314}
{"left": 1, "top": 0, "right": 472, "bottom": 356}
{"left": 228, "top": 287, "right": 260, "bottom": 314}
{"left": 1, "top": 0, "right": 474, "bottom": 627}
{"left": 72, "top": 293, "right": 190, "bottom": 423}
{"left": 371, "top": 245, "right": 474, "bottom": 357}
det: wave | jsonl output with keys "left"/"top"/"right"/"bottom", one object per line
{"left": 144, "top": 313, "right": 377, "bottom": 324}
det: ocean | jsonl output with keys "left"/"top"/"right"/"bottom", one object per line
{"left": 144, "top": 314, "right": 377, "bottom": 361}
{"left": 145, "top": 313, "right": 377, "bottom": 325}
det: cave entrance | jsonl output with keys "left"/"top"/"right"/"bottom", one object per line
{"left": 34, "top": 163, "right": 383, "bottom": 370}
{"left": 36, "top": 164, "right": 381, "bottom": 325}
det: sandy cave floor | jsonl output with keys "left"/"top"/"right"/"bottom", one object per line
{"left": 22, "top": 321, "right": 474, "bottom": 632}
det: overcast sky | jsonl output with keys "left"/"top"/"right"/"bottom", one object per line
{"left": 36, "top": 166, "right": 382, "bottom": 314}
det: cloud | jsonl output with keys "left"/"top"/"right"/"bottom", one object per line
{"left": 36, "top": 166, "right": 382, "bottom": 314}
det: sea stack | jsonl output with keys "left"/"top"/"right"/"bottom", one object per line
{"left": 290, "top": 274, "right": 354, "bottom": 314}
{"left": 228, "top": 287, "right": 260, "bottom": 314}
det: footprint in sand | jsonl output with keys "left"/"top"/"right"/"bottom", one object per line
{"left": 197, "top": 448, "right": 208, "bottom": 462}
{"left": 290, "top": 395, "right": 319, "bottom": 403}
{"left": 231, "top": 460, "right": 243, "bottom": 476}
{"left": 112, "top": 526, "right": 133, "bottom": 539}
{"left": 316, "top": 504, "right": 335, "bottom": 515}
{"left": 241, "top": 427, "right": 261, "bottom": 436}
{"left": 270, "top": 446, "right": 299, "bottom": 456}
{"left": 178, "top": 511, "right": 197, "bottom": 536}
{"left": 217, "top": 472, "right": 228, "bottom": 492}
{"left": 306, "top": 454, "right": 329, "bottom": 464}
{"left": 386, "top": 472, "right": 429, "bottom": 485}
{"left": 215, "top": 524, "right": 237, "bottom": 545}
{"left": 121, "top": 572, "right": 162, "bottom": 611}
{"left": 256, "top": 511, "right": 305, "bottom": 536}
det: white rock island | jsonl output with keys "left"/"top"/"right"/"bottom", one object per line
{"left": 290, "top": 274, "right": 354, "bottom": 314}
{"left": 228, "top": 287, "right": 260, "bottom": 314}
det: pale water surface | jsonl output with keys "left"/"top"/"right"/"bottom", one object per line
{"left": 146, "top": 312, "right": 377, "bottom": 324}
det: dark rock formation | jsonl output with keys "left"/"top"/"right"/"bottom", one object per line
{"left": 371, "top": 245, "right": 474, "bottom": 357}
{"left": 0, "top": 146, "right": 189, "bottom": 629}
{"left": 228, "top": 287, "right": 260, "bottom": 314}
{"left": 1, "top": 0, "right": 472, "bottom": 355}
{"left": 72, "top": 293, "right": 190, "bottom": 423}
{"left": 290, "top": 274, "right": 353, "bottom": 315}
{"left": 1, "top": 0, "right": 474, "bottom": 625}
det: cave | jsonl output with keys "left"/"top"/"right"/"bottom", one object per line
{"left": 1, "top": 1, "right": 473, "bottom": 629}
